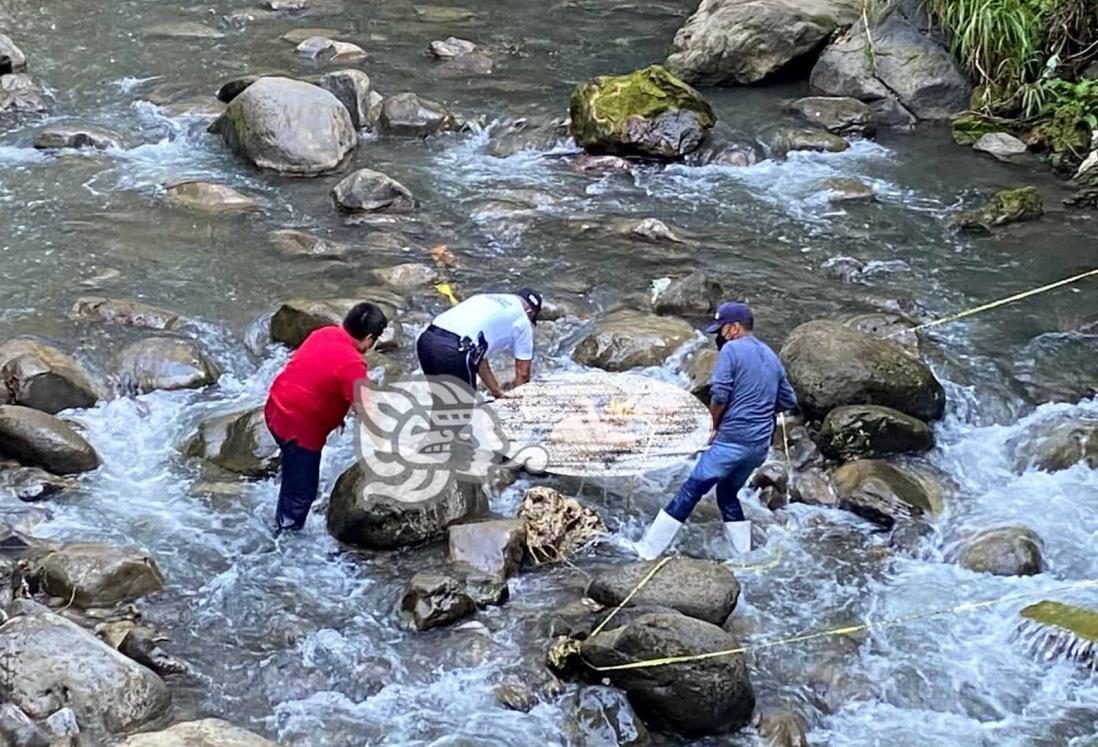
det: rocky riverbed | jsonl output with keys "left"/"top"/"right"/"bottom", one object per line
{"left": 1, "top": 0, "right": 1097, "bottom": 745}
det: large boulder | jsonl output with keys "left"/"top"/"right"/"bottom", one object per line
{"left": 0, "top": 609, "right": 170, "bottom": 734}
{"left": 117, "top": 719, "right": 279, "bottom": 747}
{"left": 398, "top": 573, "right": 477, "bottom": 631}
{"left": 809, "top": 10, "right": 970, "bottom": 124}
{"left": 184, "top": 406, "right": 279, "bottom": 477}
{"left": 1007, "top": 414, "right": 1098, "bottom": 473}
{"left": 570, "top": 65, "right": 715, "bottom": 159}
{"left": 377, "top": 92, "right": 456, "bottom": 137}
{"left": 831, "top": 459, "right": 939, "bottom": 528}
{"left": 779, "top": 320, "right": 945, "bottom": 421}
{"left": 71, "top": 296, "right": 183, "bottom": 330}
{"left": 586, "top": 557, "right": 739, "bottom": 626}
{"left": 650, "top": 270, "right": 721, "bottom": 316}
{"left": 318, "top": 69, "right": 372, "bottom": 129}
{"left": 958, "top": 526, "right": 1043, "bottom": 577}
{"left": 517, "top": 486, "right": 606, "bottom": 564}
{"left": 35, "top": 542, "right": 164, "bottom": 607}
{"left": 164, "top": 180, "right": 260, "bottom": 213}
{"left": 788, "top": 96, "right": 877, "bottom": 136}
{"left": 573, "top": 311, "right": 694, "bottom": 371}
{"left": 327, "top": 463, "right": 487, "bottom": 549}
{"left": 581, "top": 612, "right": 754, "bottom": 737}
{"left": 0, "top": 406, "right": 99, "bottom": 475}
{"left": 666, "top": 0, "right": 860, "bottom": 86}
{"left": 212, "top": 76, "right": 356, "bottom": 176}
{"left": 818, "top": 405, "right": 934, "bottom": 460}
{"left": 0, "top": 337, "right": 100, "bottom": 413}
{"left": 268, "top": 297, "right": 401, "bottom": 350}
{"left": 331, "top": 168, "right": 416, "bottom": 213}
{"left": 118, "top": 337, "right": 220, "bottom": 393}
{"left": 447, "top": 519, "right": 526, "bottom": 579}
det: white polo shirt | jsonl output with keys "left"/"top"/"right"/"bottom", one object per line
{"left": 433, "top": 293, "right": 534, "bottom": 360}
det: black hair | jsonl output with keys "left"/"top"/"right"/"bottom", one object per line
{"left": 740, "top": 316, "right": 755, "bottom": 332}
{"left": 343, "top": 302, "right": 388, "bottom": 341}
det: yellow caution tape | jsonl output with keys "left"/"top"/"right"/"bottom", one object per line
{"left": 435, "top": 282, "right": 460, "bottom": 307}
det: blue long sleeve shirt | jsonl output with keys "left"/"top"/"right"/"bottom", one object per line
{"left": 709, "top": 336, "right": 798, "bottom": 447}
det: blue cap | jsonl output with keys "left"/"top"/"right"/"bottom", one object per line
{"left": 706, "top": 301, "right": 753, "bottom": 333}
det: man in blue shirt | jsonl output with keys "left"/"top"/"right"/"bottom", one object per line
{"left": 635, "top": 301, "right": 798, "bottom": 558}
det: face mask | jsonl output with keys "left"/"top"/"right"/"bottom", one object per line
{"left": 714, "top": 333, "right": 727, "bottom": 350}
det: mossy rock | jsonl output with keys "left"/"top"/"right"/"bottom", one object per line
{"left": 951, "top": 187, "right": 1043, "bottom": 232}
{"left": 1020, "top": 601, "right": 1098, "bottom": 644}
{"left": 569, "top": 65, "right": 715, "bottom": 160}
{"left": 818, "top": 405, "right": 934, "bottom": 460}
{"left": 951, "top": 114, "right": 1001, "bottom": 146}
{"left": 1019, "top": 601, "right": 1098, "bottom": 669}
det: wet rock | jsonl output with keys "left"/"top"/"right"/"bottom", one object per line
{"left": 581, "top": 612, "right": 754, "bottom": 737}
{"left": 842, "top": 311, "right": 919, "bottom": 355}
{"left": 327, "top": 463, "right": 487, "bottom": 549}
{"left": 667, "top": 0, "right": 859, "bottom": 86}
{"left": 435, "top": 51, "right": 494, "bottom": 77}
{"left": 212, "top": 76, "right": 355, "bottom": 177}
{"left": 296, "top": 35, "right": 366, "bottom": 62}
{"left": 71, "top": 297, "right": 182, "bottom": 330}
{"left": 572, "top": 310, "right": 694, "bottom": 372}
{"left": 570, "top": 65, "right": 715, "bottom": 159}
{"left": 184, "top": 406, "right": 279, "bottom": 478}
{"left": 574, "top": 154, "right": 633, "bottom": 174}
{"left": 1017, "top": 600, "right": 1098, "bottom": 671}
{"left": 779, "top": 320, "right": 945, "bottom": 421}
{"left": 767, "top": 127, "right": 849, "bottom": 157}
{"left": 318, "top": 69, "right": 372, "bottom": 129}
{"left": 267, "top": 228, "right": 348, "bottom": 258}
{"left": 117, "top": 719, "right": 278, "bottom": 747}
{"left": 951, "top": 187, "right": 1043, "bottom": 232}
{"left": 144, "top": 21, "right": 223, "bottom": 39}
{"left": 399, "top": 573, "right": 476, "bottom": 631}
{"left": 332, "top": 168, "right": 416, "bottom": 213}
{"left": 280, "top": 27, "right": 340, "bottom": 44}
{"left": 689, "top": 141, "right": 758, "bottom": 167}
{"left": 681, "top": 347, "right": 717, "bottom": 403}
{"left": 0, "top": 703, "right": 50, "bottom": 747}
{"left": 0, "top": 73, "right": 48, "bottom": 115}
{"left": 429, "top": 37, "right": 476, "bottom": 59}
{"left": 650, "top": 270, "right": 721, "bottom": 316}
{"left": 823, "top": 176, "right": 874, "bottom": 202}
{"left": 447, "top": 519, "right": 526, "bottom": 579}
{"left": 118, "top": 337, "right": 219, "bottom": 393}
{"left": 33, "top": 123, "right": 124, "bottom": 150}
{"left": 0, "top": 337, "right": 100, "bottom": 414}
{"left": 750, "top": 461, "right": 790, "bottom": 510}
{"left": 0, "top": 406, "right": 99, "bottom": 475}
{"left": 1007, "top": 414, "right": 1098, "bottom": 473}
{"left": 463, "top": 571, "right": 509, "bottom": 608}
{"left": 267, "top": 0, "right": 309, "bottom": 10}
{"left": 216, "top": 75, "right": 262, "bottom": 103}
{"left": 753, "top": 709, "right": 810, "bottom": 747}
{"left": 377, "top": 92, "right": 456, "bottom": 137}
{"left": 485, "top": 116, "right": 569, "bottom": 158}
{"left": 818, "top": 405, "right": 934, "bottom": 460}
{"left": 269, "top": 297, "right": 401, "bottom": 350}
{"left": 165, "top": 180, "right": 260, "bottom": 213}
{"left": 373, "top": 262, "right": 437, "bottom": 290}
{"left": 0, "top": 609, "right": 170, "bottom": 734}
{"left": 0, "top": 465, "right": 75, "bottom": 502}
{"left": 959, "top": 526, "right": 1043, "bottom": 577}
{"left": 831, "top": 459, "right": 939, "bottom": 528}
{"left": 35, "top": 542, "right": 163, "bottom": 607}
{"left": 789, "top": 96, "right": 877, "bottom": 136}
{"left": 494, "top": 680, "right": 536, "bottom": 712}
{"left": 587, "top": 557, "right": 739, "bottom": 626}
{"left": 973, "top": 132, "right": 1027, "bottom": 162}
{"left": 160, "top": 96, "right": 225, "bottom": 119}
{"left": 0, "top": 33, "right": 26, "bottom": 74}
{"left": 621, "top": 217, "right": 686, "bottom": 244}
{"left": 517, "top": 486, "right": 606, "bottom": 564}
{"left": 566, "top": 686, "right": 650, "bottom": 746}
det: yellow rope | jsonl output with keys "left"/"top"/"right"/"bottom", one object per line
{"left": 584, "top": 577, "right": 1098, "bottom": 672}
{"left": 435, "top": 282, "right": 460, "bottom": 307}
{"left": 590, "top": 556, "right": 674, "bottom": 639}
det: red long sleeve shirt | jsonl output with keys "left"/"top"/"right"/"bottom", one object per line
{"left": 265, "top": 326, "right": 367, "bottom": 451}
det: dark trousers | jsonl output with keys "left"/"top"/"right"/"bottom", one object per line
{"left": 416, "top": 325, "right": 485, "bottom": 390}
{"left": 665, "top": 441, "right": 769, "bottom": 523}
{"left": 271, "top": 432, "right": 322, "bottom": 531}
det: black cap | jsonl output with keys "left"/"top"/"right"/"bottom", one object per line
{"left": 515, "top": 288, "right": 543, "bottom": 324}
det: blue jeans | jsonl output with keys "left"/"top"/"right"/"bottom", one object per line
{"left": 665, "top": 441, "right": 769, "bottom": 523}
{"left": 271, "top": 434, "right": 323, "bottom": 531}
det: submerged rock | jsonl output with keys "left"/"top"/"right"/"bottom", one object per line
{"left": 486, "top": 116, "right": 570, "bottom": 158}
{"left": 184, "top": 406, "right": 279, "bottom": 478}
{"left": 650, "top": 270, "right": 721, "bottom": 316}
{"left": 666, "top": 0, "right": 859, "bottom": 85}
{"left": 71, "top": 296, "right": 183, "bottom": 330}
{"left": 753, "top": 709, "right": 810, "bottom": 747}
{"left": 399, "top": 573, "right": 476, "bottom": 631}
{"left": 818, "top": 405, "right": 934, "bottom": 460}
{"left": 327, "top": 463, "right": 487, "bottom": 549}
{"left": 0, "top": 405, "right": 99, "bottom": 475}
{"left": 144, "top": 21, "right": 222, "bottom": 39}
{"left": 429, "top": 37, "right": 477, "bottom": 59}
{"left": 517, "top": 486, "right": 606, "bottom": 564}
{"left": 570, "top": 65, "right": 715, "bottom": 159}
{"left": 373, "top": 263, "right": 436, "bottom": 290}
{"left": 296, "top": 35, "right": 366, "bottom": 63}
{"left": 33, "top": 122, "right": 125, "bottom": 150}
{"left": 318, "top": 68, "right": 372, "bottom": 129}
{"left": 212, "top": 76, "right": 356, "bottom": 176}
{"left": 823, "top": 176, "right": 875, "bottom": 202}
{"left": 779, "top": 320, "right": 945, "bottom": 421}
{"left": 973, "top": 132, "right": 1027, "bottom": 162}
{"left": 0, "top": 72, "right": 48, "bottom": 116}
{"left": 831, "top": 459, "right": 939, "bottom": 528}
{"left": 621, "top": 217, "right": 686, "bottom": 244}
{"left": 118, "top": 337, "right": 219, "bottom": 393}
{"left": 0, "top": 465, "right": 75, "bottom": 502}
{"left": 447, "top": 519, "right": 526, "bottom": 579}
{"left": 117, "top": 719, "right": 279, "bottom": 746}
{"left": 952, "top": 187, "right": 1043, "bottom": 232}
{"left": 0, "top": 337, "right": 100, "bottom": 414}
{"left": 959, "top": 526, "right": 1043, "bottom": 577}
{"left": 767, "top": 127, "right": 849, "bottom": 157}
{"left": 0, "top": 609, "right": 170, "bottom": 734}
{"left": 267, "top": 228, "right": 349, "bottom": 258}
{"left": 332, "top": 168, "right": 417, "bottom": 213}
{"left": 581, "top": 612, "right": 754, "bottom": 737}
{"left": 789, "top": 96, "right": 876, "bottom": 136}
{"left": 587, "top": 557, "right": 740, "bottom": 626}
{"left": 159, "top": 95, "right": 225, "bottom": 119}
{"left": 572, "top": 310, "right": 694, "bottom": 371}
{"left": 36, "top": 542, "right": 164, "bottom": 606}
{"left": 566, "top": 686, "right": 650, "bottom": 747}
{"left": 165, "top": 180, "right": 260, "bottom": 213}
{"left": 1007, "top": 414, "right": 1098, "bottom": 473}
{"left": 377, "top": 92, "right": 456, "bottom": 137}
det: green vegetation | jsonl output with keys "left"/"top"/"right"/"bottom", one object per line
{"left": 924, "top": 0, "right": 1098, "bottom": 162}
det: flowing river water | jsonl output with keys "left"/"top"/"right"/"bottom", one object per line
{"left": 2, "top": 0, "right": 1098, "bottom": 744}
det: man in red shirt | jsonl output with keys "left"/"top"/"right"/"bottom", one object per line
{"left": 265, "top": 302, "right": 388, "bottom": 531}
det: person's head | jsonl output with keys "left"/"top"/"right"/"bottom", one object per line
{"left": 514, "top": 287, "right": 543, "bottom": 325}
{"left": 706, "top": 301, "right": 754, "bottom": 342}
{"left": 343, "top": 302, "right": 388, "bottom": 352}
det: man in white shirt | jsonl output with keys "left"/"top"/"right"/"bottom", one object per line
{"left": 417, "top": 289, "right": 542, "bottom": 397}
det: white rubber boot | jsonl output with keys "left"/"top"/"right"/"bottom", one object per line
{"left": 724, "top": 520, "right": 752, "bottom": 555}
{"left": 632, "top": 510, "right": 682, "bottom": 560}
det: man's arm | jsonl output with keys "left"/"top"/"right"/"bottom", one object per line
{"left": 511, "top": 320, "right": 534, "bottom": 390}
{"left": 708, "top": 401, "right": 727, "bottom": 443}
{"left": 513, "top": 358, "right": 532, "bottom": 388}
{"left": 776, "top": 369, "right": 798, "bottom": 413}
{"left": 478, "top": 358, "right": 506, "bottom": 399}
{"left": 707, "top": 347, "right": 734, "bottom": 443}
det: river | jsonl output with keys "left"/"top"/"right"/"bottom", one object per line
{"left": 2, "top": 0, "right": 1097, "bottom": 744}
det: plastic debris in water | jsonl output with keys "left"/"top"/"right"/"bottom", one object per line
{"left": 1015, "top": 600, "right": 1098, "bottom": 672}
